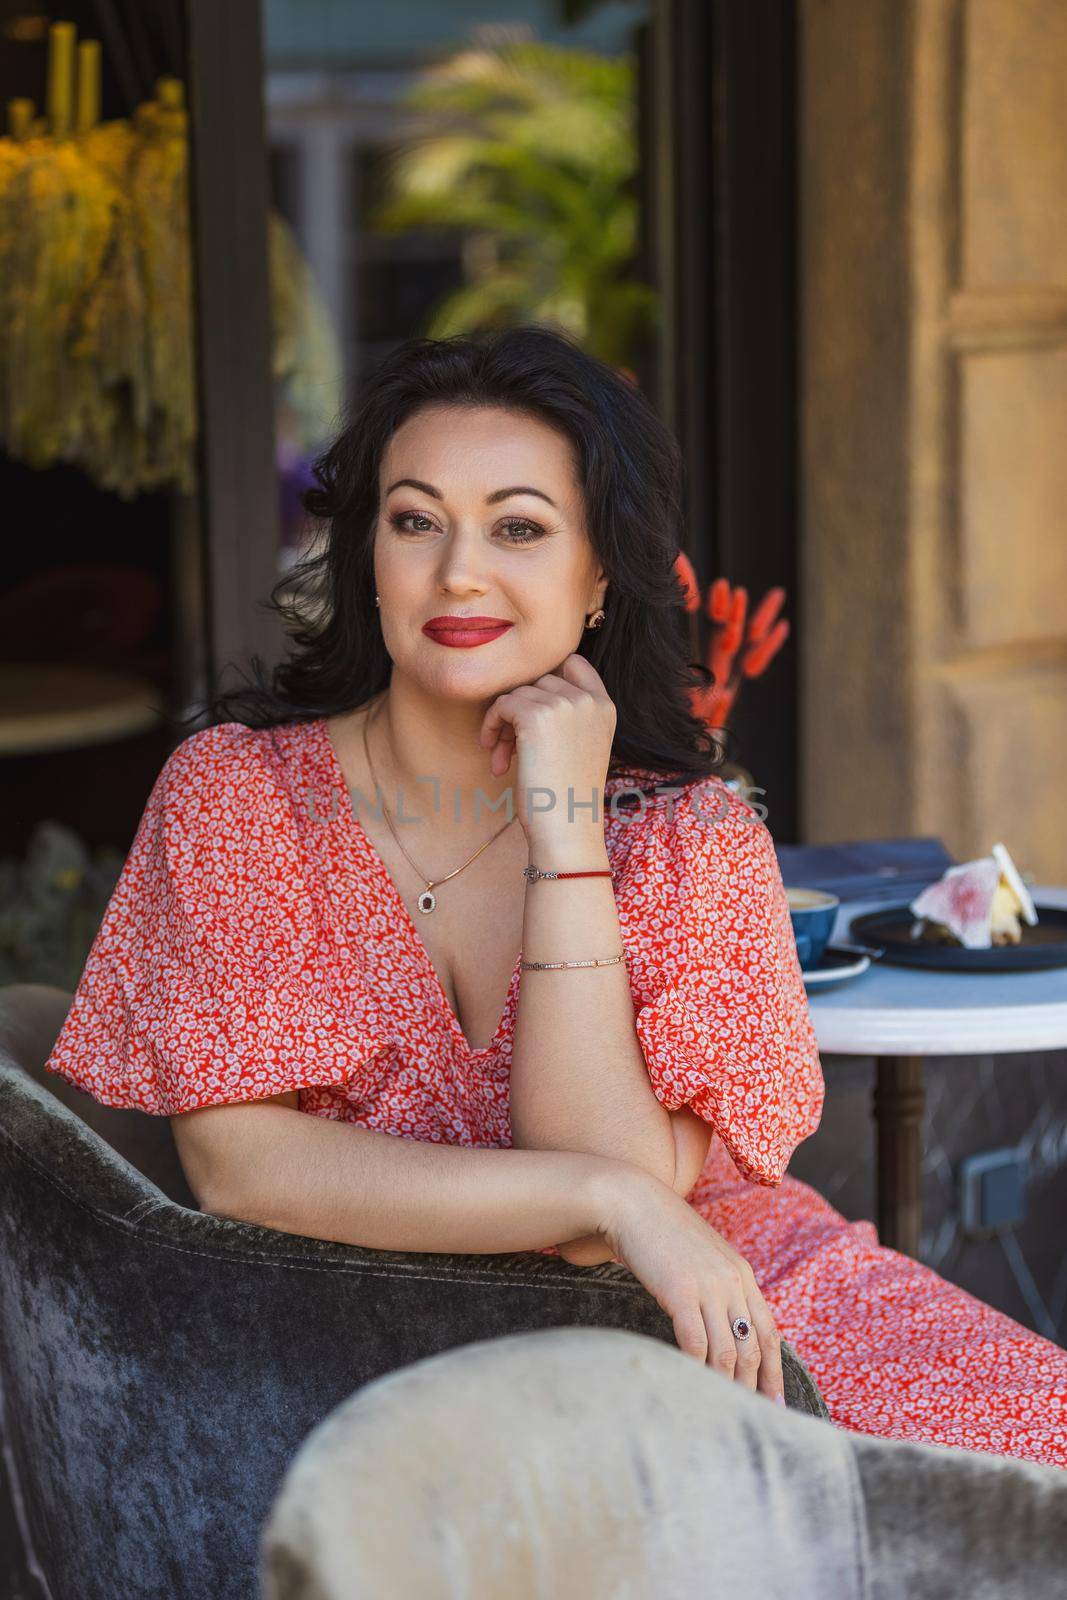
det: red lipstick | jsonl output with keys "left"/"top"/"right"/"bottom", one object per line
{"left": 422, "top": 615, "right": 513, "bottom": 649}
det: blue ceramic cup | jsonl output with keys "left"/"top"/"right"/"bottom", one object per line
{"left": 786, "top": 888, "right": 840, "bottom": 970}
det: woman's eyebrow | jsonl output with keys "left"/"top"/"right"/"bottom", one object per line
{"left": 385, "top": 477, "right": 558, "bottom": 509}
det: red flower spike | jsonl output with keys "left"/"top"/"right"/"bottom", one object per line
{"left": 706, "top": 577, "right": 732, "bottom": 624}
{"left": 672, "top": 551, "right": 702, "bottom": 613}
{"left": 748, "top": 586, "right": 787, "bottom": 644}
{"left": 708, "top": 634, "right": 733, "bottom": 682}
{"left": 696, "top": 574, "right": 792, "bottom": 735}
{"left": 743, "top": 617, "right": 789, "bottom": 678}
{"left": 701, "top": 685, "right": 737, "bottom": 728}
{"left": 721, "top": 589, "right": 747, "bottom": 655}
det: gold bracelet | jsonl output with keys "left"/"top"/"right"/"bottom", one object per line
{"left": 520, "top": 951, "right": 626, "bottom": 971}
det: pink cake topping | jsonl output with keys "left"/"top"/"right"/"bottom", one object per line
{"left": 909, "top": 858, "right": 1000, "bottom": 949}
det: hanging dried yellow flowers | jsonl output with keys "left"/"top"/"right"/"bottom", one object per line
{"left": 0, "top": 21, "right": 340, "bottom": 500}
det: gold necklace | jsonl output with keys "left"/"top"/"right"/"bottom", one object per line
{"left": 361, "top": 699, "right": 517, "bottom": 914}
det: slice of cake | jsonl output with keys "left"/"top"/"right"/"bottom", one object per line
{"left": 908, "top": 842, "right": 1038, "bottom": 949}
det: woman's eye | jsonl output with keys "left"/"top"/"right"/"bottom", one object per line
{"left": 389, "top": 512, "right": 544, "bottom": 544}
{"left": 498, "top": 520, "right": 544, "bottom": 544}
{"left": 390, "top": 512, "right": 436, "bottom": 534}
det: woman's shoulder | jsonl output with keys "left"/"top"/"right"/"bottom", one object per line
{"left": 158, "top": 718, "right": 318, "bottom": 812}
{"left": 605, "top": 761, "right": 764, "bottom": 833}
{"left": 161, "top": 719, "right": 274, "bottom": 788}
{"left": 149, "top": 720, "right": 322, "bottom": 879}
{"left": 607, "top": 762, "right": 775, "bottom": 887}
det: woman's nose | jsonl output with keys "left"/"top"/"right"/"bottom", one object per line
{"left": 435, "top": 524, "right": 491, "bottom": 593}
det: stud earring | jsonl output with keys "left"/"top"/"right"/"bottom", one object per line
{"left": 375, "top": 594, "right": 380, "bottom": 607}
{"left": 585, "top": 607, "right": 605, "bottom": 630}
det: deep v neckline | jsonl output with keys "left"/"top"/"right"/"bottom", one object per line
{"left": 312, "top": 715, "right": 523, "bottom": 1060}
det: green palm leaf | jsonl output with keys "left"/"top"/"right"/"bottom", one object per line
{"left": 367, "top": 40, "right": 658, "bottom": 365}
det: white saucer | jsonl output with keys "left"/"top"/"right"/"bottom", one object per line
{"left": 802, "top": 947, "right": 872, "bottom": 991}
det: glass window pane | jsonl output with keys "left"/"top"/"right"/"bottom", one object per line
{"left": 262, "top": 0, "right": 653, "bottom": 571}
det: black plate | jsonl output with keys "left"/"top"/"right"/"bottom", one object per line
{"left": 849, "top": 904, "right": 1067, "bottom": 972}
{"left": 807, "top": 946, "right": 871, "bottom": 973}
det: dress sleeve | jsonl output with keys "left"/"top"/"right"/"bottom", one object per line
{"left": 632, "top": 782, "right": 825, "bottom": 1185}
{"left": 44, "top": 724, "right": 390, "bottom": 1116}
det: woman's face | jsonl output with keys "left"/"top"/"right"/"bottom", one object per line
{"left": 374, "top": 403, "right": 607, "bottom": 704}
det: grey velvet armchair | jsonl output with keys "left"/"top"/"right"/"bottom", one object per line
{"left": 0, "top": 982, "right": 829, "bottom": 1600}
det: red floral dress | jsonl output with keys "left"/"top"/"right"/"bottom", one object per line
{"left": 45, "top": 718, "right": 1067, "bottom": 1469}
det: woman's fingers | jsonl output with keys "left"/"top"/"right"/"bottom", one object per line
{"left": 556, "top": 652, "right": 614, "bottom": 703}
{"left": 716, "top": 1305, "right": 758, "bottom": 1395}
{"left": 479, "top": 683, "right": 566, "bottom": 746}
{"left": 478, "top": 669, "right": 608, "bottom": 754}
{"left": 727, "top": 1304, "right": 762, "bottom": 1392}
{"left": 475, "top": 664, "right": 617, "bottom": 806}
{"left": 671, "top": 1300, "right": 710, "bottom": 1365}
{"left": 745, "top": 1282, "right": 785, "bottom": 1404}
{"left": 478, "top": 685, "right": 557, "bottom": 775}
{"left": 604, "top": 1175, "right": 783, "bottom": 1402}
{"left": 702, "top": 1298, "right": 739, "bottom": 1383}
{"left": 489, "top": 723, "right": 516, "bottom": 776}
{"left": 673, "top": 1293, "right": 760, "bottom": 1392}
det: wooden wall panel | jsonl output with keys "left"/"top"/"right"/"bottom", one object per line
{"left": 801, "top": 0, "right": 1067, "bottom": 880}
{"left": 958, "top": 348, "right": 1067, "bottom": 647}
{"left": 962, "top": 0, "right": 1067, "bottom": 286}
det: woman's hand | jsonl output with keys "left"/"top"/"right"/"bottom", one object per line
{"left": 478, "top": 655, "right": 617, "bottom": 841}
{"left": 590, "top": 1165, "right": 786, "bottom": 1405}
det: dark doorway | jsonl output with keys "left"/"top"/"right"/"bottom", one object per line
{"left": 639, "top": 0, "right": 800, "bottom": 839}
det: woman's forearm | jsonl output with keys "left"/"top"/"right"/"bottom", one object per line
{"left": 509, "top": 824, "right": 677, "bottom": 1185}
{"left": 202, "top": 1102, "right": 624, "bottom": 1254}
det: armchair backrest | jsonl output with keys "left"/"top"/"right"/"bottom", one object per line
{"left": 1, "top": 982, "right": 197, "bottom": 1206}
{"left": 0, "top": 982, "right": 829, "bottom": 1600}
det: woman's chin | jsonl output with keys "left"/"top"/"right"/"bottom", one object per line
{"left": 411, "top": 656, "right": 519, "bottom": 704}
{"left": 403, "top": 637, "right": 568, "bottom": 702}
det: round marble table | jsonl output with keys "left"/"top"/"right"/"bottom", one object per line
{"left": 0, "top": 663, "right": 162, "bottom": 756}
{"left": 804, "top": 886, "right": 1067, "bottom": 1258}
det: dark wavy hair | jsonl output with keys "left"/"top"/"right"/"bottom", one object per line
{"left": 175, "top": 323, "right": 733, "bottom": 784}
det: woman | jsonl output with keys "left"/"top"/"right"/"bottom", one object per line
{"left": 46, "top": 325, "right": 1066, "bottom": 1467}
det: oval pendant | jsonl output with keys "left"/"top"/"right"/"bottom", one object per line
{"left": 417, "top": 889, "right": 437, "bottom": 914}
